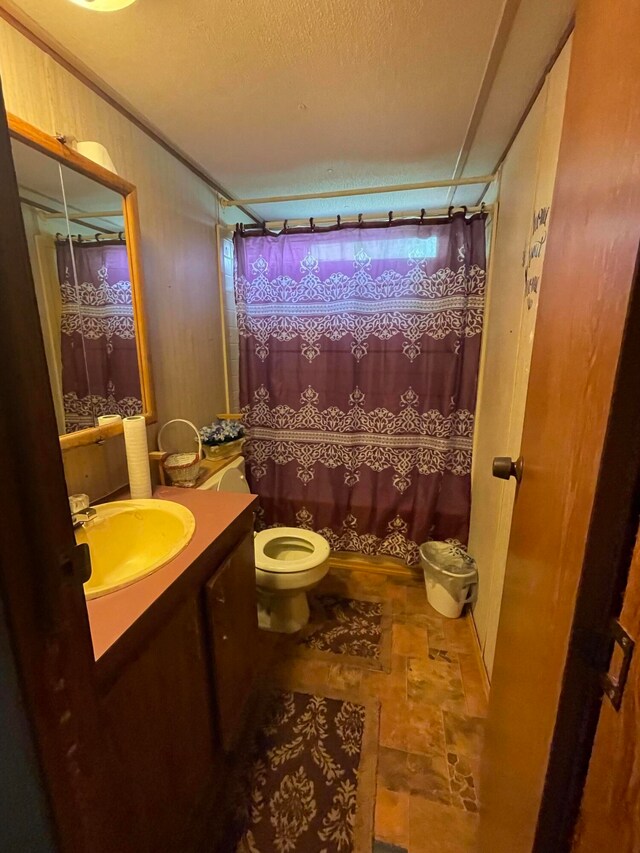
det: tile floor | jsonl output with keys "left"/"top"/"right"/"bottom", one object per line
{"left": 267, "top": 567, "right": 488, "bottom": 853}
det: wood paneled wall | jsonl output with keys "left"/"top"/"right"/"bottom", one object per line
{"left": 469, "top": 41, "right": 571, "bottom": 678}
{"left": 0, "top": 19, "right": 226, "bottom": 499}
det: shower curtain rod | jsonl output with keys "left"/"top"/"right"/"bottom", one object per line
{"left": 220, "top": 173, "right": 497, "bottom": 208}
{"left": 56, "top": 231, "right": 126, "bottom": 244}
{"left": 261, "top": 203, "right": 493, "bottom": 231}
{"left": 41, "top": 209, "right": 122, "bottom": 221}
{"left": 19, "top": 196, "right": 119, "bottom": 232}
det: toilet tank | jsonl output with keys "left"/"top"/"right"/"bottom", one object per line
{"left": 198, "top": 456, "right": 250, "bottom": 494}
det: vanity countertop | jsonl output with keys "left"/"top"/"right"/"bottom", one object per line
{"left": 86, "top": 486, "right": 257, "bottom": 662}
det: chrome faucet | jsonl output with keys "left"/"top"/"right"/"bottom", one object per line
{"left": 72, "top": 507, "right": 97, "bottom": 529}
{"left": 69, "top": 494, "right": 97, "bottom": 529}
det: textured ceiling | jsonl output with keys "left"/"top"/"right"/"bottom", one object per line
{"left": 4, "top": 0, "right": 575, "bottom": 220}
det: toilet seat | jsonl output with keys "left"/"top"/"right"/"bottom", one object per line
{"left": 255, "top": 527, "right": 330, "bottom": 573}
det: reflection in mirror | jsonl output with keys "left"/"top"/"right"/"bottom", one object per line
{"left": 12, "top": 139, "right": 144, "bottom": 435}
{"left": 57, "top": 163, "right": 143, "bottom": 433}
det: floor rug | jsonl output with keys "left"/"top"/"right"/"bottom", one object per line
{"left": 227, "top": 688, "right": 379, "bottom": 853}
{"left": 293, "top": 594, "right": 393, "bottom": 673}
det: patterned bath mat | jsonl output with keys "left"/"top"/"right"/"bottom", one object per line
{"left": 294, "top": 594, "right": 393, "bottom": 672}
{"left": 229, "top": 688, "right": 379, "bottom": 853}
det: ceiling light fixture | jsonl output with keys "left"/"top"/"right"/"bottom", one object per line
{"left": 68, "top": 0, "right": 137, "bottom": 11}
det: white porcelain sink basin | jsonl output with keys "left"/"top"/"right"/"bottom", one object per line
{"left": 76, "top": 499, "right": 196, "bottom": 600}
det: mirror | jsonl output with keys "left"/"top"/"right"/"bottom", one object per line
{"left": 9, "top": 115, "right": 155, "bottom": 448}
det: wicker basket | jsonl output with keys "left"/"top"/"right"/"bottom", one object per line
{"left": 158, "top": 419, "right": 202, "bottom": 487}
{"left": 202, "top": 437, "right": 245, "bottom": 461}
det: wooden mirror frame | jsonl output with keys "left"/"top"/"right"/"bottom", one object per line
{"left": 7, "top": 113, "right": 156, "bottom": 450}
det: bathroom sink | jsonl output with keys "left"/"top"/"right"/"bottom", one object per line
{"left": 76, "top": 499, "right": 196, "bottom": 600}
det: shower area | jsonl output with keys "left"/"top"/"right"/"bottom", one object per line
{"left": 218, "top": 199, "right": 489, "bottom": 572}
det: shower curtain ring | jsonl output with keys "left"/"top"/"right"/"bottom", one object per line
{"left": 448, "top": 206, "right": 454, "bottom": 219}
{"left": 336, "top": 214, "right": 342, "bottom": 229}
{"left": 420, "top": 208, "right": 425, "bottom": 224}
{"left": 358, "top": 213, "right": 363, "bottom": 228}
{"left": 283, "top": 220, "right": 288, "bottom": 233}
{"left": 309, "top": 217, "right": 315, "bottom": 232}
{"left": 388, "top": 211, "right": 393, "bottom": 224}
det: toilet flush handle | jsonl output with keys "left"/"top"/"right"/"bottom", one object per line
{"left": 492, "top": 456, "right": 524, "bottom": 484}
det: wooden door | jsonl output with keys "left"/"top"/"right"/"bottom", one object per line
{"left": 205, "top": 532, "right": 259, "bottom": 751}
{"left": 572, "top": 525, "right": 640, "bottom": 851}
{"left": 479, "top": 1, "right": 640, "bottom": 851}
{"left": 0, "top": 84, "right": 138, "bottom": 850}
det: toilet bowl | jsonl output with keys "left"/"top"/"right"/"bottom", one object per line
{"left": 254, "top": 527, "right": 330, "bottom": 632}
{"left": 198, "top": 457, "right": 331, "bottom": 632}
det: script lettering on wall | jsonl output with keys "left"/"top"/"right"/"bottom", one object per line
{"left": 524, "top": 205, "right": 550, "bottom": 310}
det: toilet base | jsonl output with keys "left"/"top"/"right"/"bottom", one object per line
{"left": 257, "top": 588, "right": 310, "bottom": 633}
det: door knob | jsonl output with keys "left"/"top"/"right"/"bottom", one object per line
{"left": 492, "top": 456, "right": 524, "bottom": 484}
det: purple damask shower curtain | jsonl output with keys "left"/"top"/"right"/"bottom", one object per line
{"left": 56, "top": 240, "right": 143, "bottom": 432}
{"left": 235, "top": 214, "right": 486, "bottom": 564}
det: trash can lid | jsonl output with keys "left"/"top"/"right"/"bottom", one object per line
{"left": 419, "top": 540, "right": 477, "bottom": 577}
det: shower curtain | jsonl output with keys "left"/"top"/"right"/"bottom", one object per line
{"left": 56, "top": 240, "right": 143, "bottom": 432}
{"left": 235, "top": 214, "right": 486, "bottom": 564}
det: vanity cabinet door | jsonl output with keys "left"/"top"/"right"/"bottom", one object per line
{"left": 101, "top": 598, "right": 216, "bottom": 851}
{"left": 205, "top": 532, "right": 259, "bottom": 751}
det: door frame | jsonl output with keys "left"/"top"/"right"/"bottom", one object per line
{"left": 534, "top": 243, "right": 640, "bottom": 850}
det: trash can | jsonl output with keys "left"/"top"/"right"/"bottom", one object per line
{"left": 419, "top": 540, "right": 478, "bottom": 619}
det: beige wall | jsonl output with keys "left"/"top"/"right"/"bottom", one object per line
{"left": 469, "top": 40, "right": 572, "bottom": 678}
{"left": 0, "top": 19, "right": 227, "bottom": 499}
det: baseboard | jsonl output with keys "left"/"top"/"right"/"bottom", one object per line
{"left": 469, "top": 612, "right": 491, "bottom": 698}
{"left": 329, "top": 551, "right": 422, "bottom": 582}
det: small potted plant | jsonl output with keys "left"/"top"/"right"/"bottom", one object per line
{"left": 199, "top": 417, "right": 245, "bottom": 461}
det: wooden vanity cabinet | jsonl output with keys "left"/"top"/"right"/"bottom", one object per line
{"left": 205, "top": 531, "right": 259, "bottom": 751}
{"left": 98, "top": 524, "right": 259, "bottom": 851}
{"left": 101, "top": 597, "right": 216, "bottom": 851}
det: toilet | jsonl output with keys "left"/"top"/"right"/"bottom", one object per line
{"left": 198, "top": 457, "right": 330, "bottom": 632}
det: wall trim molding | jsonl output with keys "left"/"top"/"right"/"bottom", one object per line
{"left": 329, "top": 552, "right": 422, "bottom": 581}
{"left": 470, "top": 612, "right": 491, "bottom": 695}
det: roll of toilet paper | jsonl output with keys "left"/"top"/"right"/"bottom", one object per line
{"left": 123, "top": 415, "right": 152, "bottom": 499}
{"left": 97, "top": 414, "right": 122, "bottom": 427}
{"left": 76, "top": 141, "right": 118, "bottom": 174}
